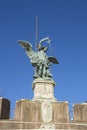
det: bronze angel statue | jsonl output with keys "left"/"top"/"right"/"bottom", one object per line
{"left": 18, "top": 37, "right": 59, "bottom": 79}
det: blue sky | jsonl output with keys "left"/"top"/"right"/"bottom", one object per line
{"left": 0, "top": 0, "right": 87, "bottom": 118}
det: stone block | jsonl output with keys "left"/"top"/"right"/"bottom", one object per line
{"left": 0, "top": 97, "right": 10, "bottom": 119}
{"left": 73, "top": 103, "right": 87, "bottom": 122}
{"left": 52, "top": 101, "right": 69, "bottom": 123}
{"left": 14, "top": 99, "right": 42, "bottom": 122}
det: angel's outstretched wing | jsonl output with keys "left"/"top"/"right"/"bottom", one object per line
{"left": 18, "top": 40, "right": 39, "bottom": 66}
{"left": 48, "top": 56, "right": 59, "bottom": 64}
{"left": 18, "top": 40, "right": 32, "bottom": 51}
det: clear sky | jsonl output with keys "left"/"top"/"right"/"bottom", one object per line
{"left": 0, "top": 0, "right": 87, "bottom": 118}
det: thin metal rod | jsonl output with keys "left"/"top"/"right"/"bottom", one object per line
{"left": 35, "top": 16, "right": 38, "bottom": 50}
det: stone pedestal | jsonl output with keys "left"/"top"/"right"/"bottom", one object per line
{"left": 14, "top": 99, "right": 69, "bottom": 128}
{"left": 14, "top": 79, "right": 69, "bottom": 129}
{"left": 32, "top": 78, "right": 56, "bottom": 101}
{"left": 0, "top": 97, "right": 10, "bottom": 119}
{"left": 73, "top": 103, "right": 87, "bottom": 122}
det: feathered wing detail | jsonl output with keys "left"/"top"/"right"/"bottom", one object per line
{"left": 18, "top": 40, "right": 39, "bottom": 66}
{"left": 48, "top": 56, "right": 59, "bottom": 64}
{"left": 18, "top": 40, "right": 32, "bottom": 51}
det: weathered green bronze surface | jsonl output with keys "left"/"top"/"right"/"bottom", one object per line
{"left": 18, "top": 37, "right": 59, "bottom": 79}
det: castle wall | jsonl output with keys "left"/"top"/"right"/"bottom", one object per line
{"left": 0, "top": 99, "right": 87, "bottom": 129}
{"left": 0, "top": 82, "right": 87, "bottom": 129}
{"left": 0, "top": 120, "right": 87, "bottom": 129}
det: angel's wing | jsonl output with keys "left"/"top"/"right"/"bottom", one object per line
{"left": 48, "top": 56, "right": 59, "bottom": 64}
{"left": 18, "top": 40, "right": 39, "bottom": 66}
{"left": 18, "top": 40, "right": 32, "bottom": 51}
